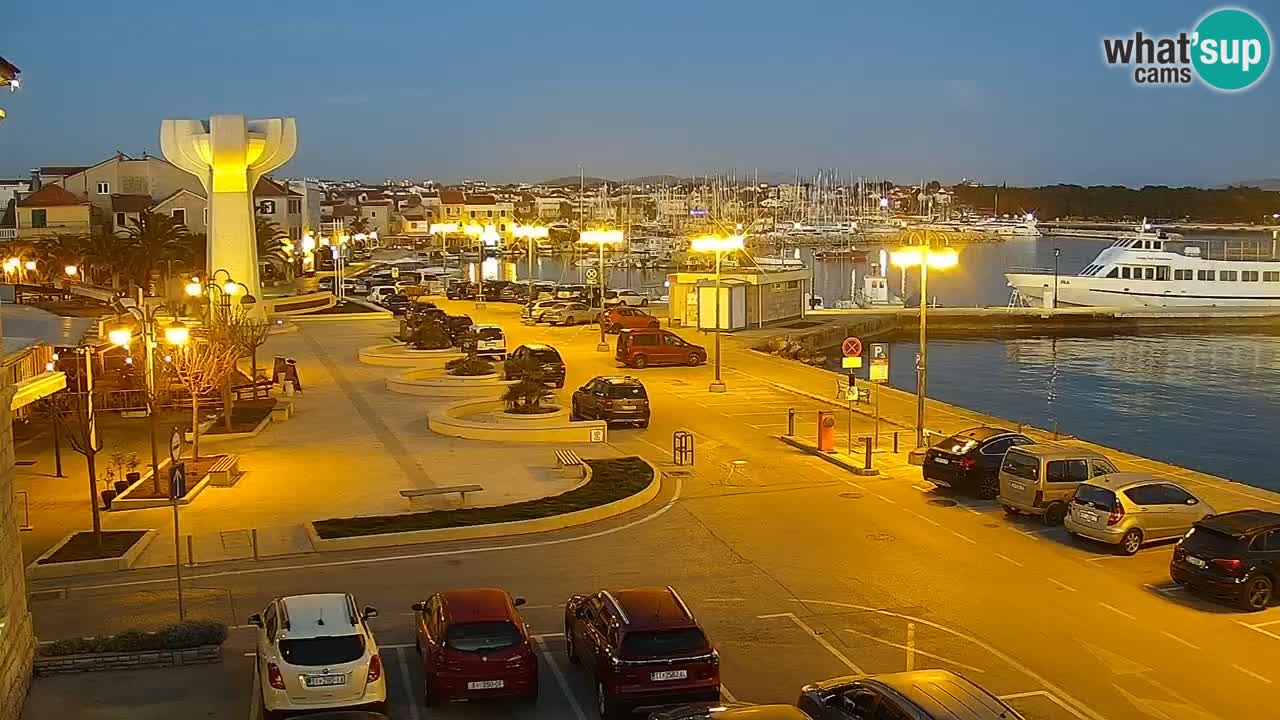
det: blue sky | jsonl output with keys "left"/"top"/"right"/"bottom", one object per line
{"left": 1, "top": 1, "right": 1276, "bottom": 185}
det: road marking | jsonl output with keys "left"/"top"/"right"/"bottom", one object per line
{"left": 520, "top": 603, "right": 564, "bottom": 610}
{"left": 700, "top": 597, "right": 747, "bottom": 603}
{"left": 949, "top": 530, "right": 977, "bottom": 545}
{"left": 839, "top": 628, "right": 985, "bottom": 675}
{"left": 1160, "top": 630, "right": 1201, "bottom": 651}
{"left": 720, "top": 684, "right": 739, "bottom": 703}
{"left": 1249, "top": 618, "right": 1280, "bottom": 628}
{"left": 1086, "top": 554, "right": 1132, "bottom": 562}
{"left": 1144, "top": 583, "right": 1187, "bottom": 595}
{"left": 397, "top": 647, "right": 423, "bottom": 720}
{"left": 1237, "top": 620, "right": 1280, "bottom": 642}
{"left": 535, "top": 637, "right": 588, "bottom": 720}
{"left": 904, "top": 509, "right": 942, "bottom": 527}
{"left": 998, "top": 691, "right": 1089, "bottom": 720}
{"left": 1047, "top": 578, "right": 1078, "bottom": 593}
{"left": 758, "top": 612, "right": 864, "bottom": 673}
{"left": 247, "top": 656, "right": 262, "bottom": 720}
{"left": 1232, "top": 664, "right": 1273, "bottom": 685}
{"left": 961, "top": 506, "right": 982, "bottom": 515}
{"left": 873, "top": 493, "right": 896, "bottom": 504}
{"left": 1097, "top": 602, "right": 1136, "bottom": 621}
{"left": 994, "top": 553, "right": 1024, "bottom": 568}
{"left": 795, "top": 599, "right": 1106, "bottom": 720}
{"left": 44, "top": 473, "right": 686, "bottom": 593}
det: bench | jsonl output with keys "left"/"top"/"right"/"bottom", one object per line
{"left": 555, "top": 449, "right": 585, "bottom": 479}
{"left": 400, "top": 484, "right": 484, "bottom": 506}
{"left": 206, "top": 454, "right": 241, "bottom": 487}
{"left": 232, "top": 379, "right": 275, "bottom": 401}
{"left": 270, "top": 401, "right": 294, "bottom": 422}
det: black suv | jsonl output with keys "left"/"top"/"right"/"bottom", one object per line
{"left": 571, "top": 377, "right": 649, "bottom": 428}
{"left": 1171, "top": 509, "right": 1280, "bottom": 611}
{"left": 922, "top": 426, "right": 1032, "bottom": 499}
{"left": 444, "top": 314, "right": 474, "bottom": 343}
{"left": 505, "top": 344, "right": 566, "bottom": 388}
{"left": 383, "top": 293, "right": 411, "bottom": 315}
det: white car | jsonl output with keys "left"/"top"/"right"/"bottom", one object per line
{"left": 251, "top": 593, "right": 386, "bottom": 717}
{"left": 472, "top": 323, "right": 506, "bottom": 358}
{"left": 366, "top": 285, "right": 397, "bottom": 304}
{"left": 605, "top": 289, "right": 649, "bottom": 307}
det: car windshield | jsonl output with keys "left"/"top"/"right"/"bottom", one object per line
{"left": 1001, "top": 451, "right": 1039, "bottom": 481}
{"left": 608, "top": 384, "right": 646, "bottom": 399}
{"left": 620, "top": 628, "right": 709, "bottom": 659}
{"left": 1074, "top": 484, "right": 1117, "bottom": 511}
{"left": 445, "top": 621, "right": 521, "bottom": 652}
{"left": 279, "top": 635, "right": 366, "bottom": 666}
{"left": 476, "top": 328, "right": 503, "bottom": 340}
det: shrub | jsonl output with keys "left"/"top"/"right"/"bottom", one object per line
{"left": 501, "top": 355, "right": 553, "bottom": 413}
{"left": 446, "top": 356, "right": 495, "bottom": 377}
{"left": 40, "top": 620, "right": 228, "bottom": 657}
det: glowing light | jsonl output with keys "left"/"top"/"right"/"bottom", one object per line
{"left": 481, "top": 226, "right": 501, "bottom": 246}
{"left": 23, "top": 260, "right": 35, "bottom": 271}
{"left": 464, "top": 223, "right": 485, "bottom": 237}
{"left": 430, "top": 223, "right": 459, "bottom": 234}
{"left": 44, "top": 362, "right": 54, "bottom": 372}
{"left": 514, "top": 225, "right": 549, "bottom": 239}
{"left": 185, "top": 280, "right": 203, "bottom": 297}
{"left": 124, "top": 356, "right": 133, "bottom": 365}
{"left": 352, "top": 233, "right": 366, "bottom": 242}
{"left": 64, "top": 265, "right": 78, "bottom": 277}
{"left": 689, "top": 234, "right": 744, "bottom": 253}
{"left": 108, "top": 326, "right": 133, "bottom": 348}
{"left": 222, "top": 281, "right": 240, "bottom": 296}
{"left": 879, "top": 197, "right": 890, "bottom": 208}
{"left": 300, "top": 233, "right": 316, "bottom": 252}
{"left": 164, "top": 321, "right": 190, "bottom": 346}
{"left": 579, "top": 230, "right": 625, "bottom": 245}
{"left": 889, "top": 246, "right": 959, "bottom": 270}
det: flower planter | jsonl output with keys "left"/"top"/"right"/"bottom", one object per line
{"left": 35, "top": 645, "right": 222, "bottom": 676}
{"left": 501, "top": 406, "right": 569, "bottom": 422}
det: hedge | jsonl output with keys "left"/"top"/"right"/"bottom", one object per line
{"left": 40, "top": 620, "right": 228, "bottom": 657}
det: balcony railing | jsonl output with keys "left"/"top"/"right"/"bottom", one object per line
{"left": 0, "top": 228, "right": 15, "bottom": 241}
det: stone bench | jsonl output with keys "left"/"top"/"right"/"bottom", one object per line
{"left": 555, "top": 449, "right": 585, "bottom": 479}
{"left": 400, "top": 484, "right": 484, "bottom": 507}
{"left": 271, "top": 401, "right": 294, "bottom": 422}
{"left": 205, "top": 454, "right": 241, "bottom": 487}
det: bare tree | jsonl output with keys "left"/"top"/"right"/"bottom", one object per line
{"left": 50, "top": 387, "right": 103, "bottom": 550}
{"left": 224, "top": 306, "right": 272, "bottom": 401}
{"left": 168, "top": 331, "right": 241, "bottom": 461}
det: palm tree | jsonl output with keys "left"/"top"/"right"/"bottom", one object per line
{"left": 255, "top": 218, "right": 289, "bottom": 279}
{"left": 123, "top": 210, "right": 189, "bottom": 291}
{"left": 32, "top": 233, "right": 84, "bottom": 282}
{"left": 501, "top": 356, "right": 553, "bottom": 414}
{"left": 77, "top": 231, "right": 133, "bottom": 289}
{"left": 176, "top": 232, "right": 208, "bottom": 276}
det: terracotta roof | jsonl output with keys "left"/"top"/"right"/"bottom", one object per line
{"left": 439, "top": 190, "right": 466, "bottom": 204}
{"left": 111, "top": 194, "right": 153, "bottom": 213}
{"left": 38, "top": 166, "right": 90, "bottom": 178}
{"left": 253, "top": 177, "right": 301, "bottom": 197}
{"left": 16, "top": 184, "right": 85, "bottom": 207}
{"left": 402, "top": 213, "right": 426, "bottom": 221}
{"left": 466, "top": 194, "right": 497, "bottom": 205}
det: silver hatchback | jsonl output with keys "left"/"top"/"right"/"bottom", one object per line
{"left": 1064, "top": 473, "right": 1215, "bottom": 555}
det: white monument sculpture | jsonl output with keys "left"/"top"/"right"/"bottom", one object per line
{"left": 160, "top": 114, "right": 297, "bottom": 301}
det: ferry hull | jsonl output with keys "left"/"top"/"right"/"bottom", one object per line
{"left": 1006, "top": 272, "right": 1280, "bottom": 308}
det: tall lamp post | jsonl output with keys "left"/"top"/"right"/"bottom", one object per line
{"left": 1052, "top": 247, "right": 1061, "bottom": 309}
{"left": 689, "top": 234, "right": 745, "bottom": 393}
{"left": 579, "top": 230, "right": 624, "bottom": 352}
{"left": 463, "top": 224, "right": 492, "bottom": 308}
{"left": 889, "top": 238, "right": 959, "bottom": 452}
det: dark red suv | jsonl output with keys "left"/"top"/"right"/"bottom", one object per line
{"left": 412, "top": 588, "right": 538, "bottom": 705}
{"left": 565, "top": 587, "right": 720, "bottom": 719}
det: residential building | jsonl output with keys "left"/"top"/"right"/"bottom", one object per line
{"left": 14, "top": 184, "right": 96, "bottom": 241}
{"left": 108, "top": 194, "right": 154, "bottom": 234}
{"left": 358, "top": 200, "right": 394, "bottom": 236}
{"left": 463, "top": 194, "right": 516, "bottom": 236}
{"left": 54, "top": 154, "right": 204, "bottom": 215}
{"left": 253, "top": 177, "right": 304, "bottom": 241}
{"left": 439, "top": 190, "right": 467, "bottom": 224}
{"left": 0, "top": 201, "right": 14, "bottom": 242}
{"left": 150, "top": 188, "right": 209, "bottom": 235}
{"left": 0, "top": 181, "right": 29, "bottom": 209}
{"left": 33, "top": 166, "right": 89, "bottom": 190}
{"left": 534, "top": 195, "right": 569, "bottom": 220}
{"left": 286, "top": 179, "right": 323, "bottom": 234}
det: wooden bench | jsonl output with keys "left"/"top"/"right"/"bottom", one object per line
{"left": 232, "top": 379, "right": 275, "bottom": 401}
{"left": 555, "top": 449, "right": 585, "bottom": 479}
{"left": 206, "top": 454, "right": 241, "bottom": 487}
{"left": 400, "top": 484, "right": 484, "bottom": 506}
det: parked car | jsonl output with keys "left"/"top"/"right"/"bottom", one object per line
{"left": 444, "top": 314, "right": 474, "bottom": 343}
{"left": 249, "top": 593, "right": 386, "bottom": 717}
{"left": 602, "top": 307, "right": 661, "bottom": 333}
{"left": 482, "top": 281, "right": 511, "bottom": 302}
{"left": 318, "top": 276, "right": 335, "bottom": 291}
{"left": 543, "top": 301, "right": 597, "bottom": 326}
{"left": 345, "top": 278, "right": 369, "bottom": 294}
{"left": 505, "top": 344, "right": 566, "bottom": 388}
{"left": 367, "top": 285, "right": 397, "bottom": 305}
{"left": 383, "top": 294, "right": 411, "bottom": 315}
{"left": 921, "top": 427, "right": 1033, "bottom": 499}
{"left": 1065, "top": 473, "right": 1215, "bottom": 555}
{"left": 1171, "top": 510, "right": 1280, "bottom": 611}
{"left": 616, "top": 328, "right": 706, "bottom": 369}
{"left": 605, "top": 289, "right": 650, "bottom": 307}
{"left": 523, "top": 300, "right": 568, "bottom": 323}
{"left": 447, "top": 281, "right": 477, "bottom": 300}
{"left": 411, "top": 588, "right": 538, "bottom": 705}
{"left": 555, "top": 284, "right": 589, "bottom": 300}
{"left": 651, "top": 705, "right": 811, "bottom": 720}
{"left": 571, "top": 376, "right": 650, "bottom": 427}
{"left": 797, "top": 670, "right": 1020, "bottom": 720}
{"left": 499, "top": 284, "right": 529, "bottom": 303}
{"left": 565, "top": 587, "right": 720, "bottom": 719}
{"left": 998, "top": 444, "right": 1118, "bottom": 525}
{"left": 472, "top": 324, "right": 506, "bottom": 359}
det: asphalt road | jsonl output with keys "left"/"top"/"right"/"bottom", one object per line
{"left": 25, "top": 298, "right": 1280, "bottom": 720}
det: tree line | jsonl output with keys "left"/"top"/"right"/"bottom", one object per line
{"left": 949, "top": 184, "right": 1280, "bottom": 223}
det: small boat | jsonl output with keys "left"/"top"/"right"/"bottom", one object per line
{"left": 813, "top": 248, "right": 869, "bottom": 262}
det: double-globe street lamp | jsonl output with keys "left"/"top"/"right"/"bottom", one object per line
{"left": 185, "top": 269, "right": 257, "bottom": 321}
{"left": 889, "top": 236, "right": 959, "bottom": 452}
{"left": 689, "top": 233, "right": 745, "bottom": 393}
{"left": 578, "top": 230, "right": 624, "bottom": 352}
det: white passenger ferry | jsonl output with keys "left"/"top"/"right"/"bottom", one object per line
{"left": 1005, "top": 234, "right": 1280, "bottom": 307}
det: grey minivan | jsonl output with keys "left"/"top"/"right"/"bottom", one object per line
{"left": 998, "top": 444, "right": 1118, "bottom": 526}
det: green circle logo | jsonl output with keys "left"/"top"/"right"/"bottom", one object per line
{"left": 1193, "top": 8, "right": 1271, "bottom": 91}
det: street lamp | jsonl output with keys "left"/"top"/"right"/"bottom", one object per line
{"left": 1053, "top": 247, "right": 1061, "bottom": 309}
{"left": 579, "top": 230, "right": 624, "bottom": 352}
{"left": 64, "top": 264, "right": 78, "bottom": 278}
{"left": 689, "top": 234, "right": 745, "bottom": 392}
{"left": 514, "top": 225, "right": 549, "bottom": 303}
{"left": 889, "top": 238, "right": 959, "bottom": 452}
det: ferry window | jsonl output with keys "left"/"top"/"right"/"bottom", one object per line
{"left": 1121, "top": 267, "right": 1131, "bottom": 279}
{"left": 1143, "top": 267, "right": 1155, "bottom": 280}
{"left": 1220, "top": 270, "right": 1238, "bottom": 281}
{"left": 1174, "top": 269, "right": 1193, "bottom": 280}
{"left": 1106, "top": 268, "right": 1119, "bottom": 278}
{"left": 1156, "top": 266, "right": 1170, "bottom": 281}
{"left": 1265, "top": 272, "right": 1280, "bottom": 282}
{"left": 1197, "top": 270, "right": 1215, "bottom": 281}
{"left": 1153, "top": 242, "right": 1162, "bottom": 250}
{"left": 1242, "top": 271, "right": 1259, "bottom": 282}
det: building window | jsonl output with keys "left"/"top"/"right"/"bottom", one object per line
{"left": 288, "top": 197, "right": 302, "bottom": 214}
{"left": 290, "top": 227, "right": 301, "bottom": 240}
{"left": 96, "top": 182, "right": 110, "bottom": 194}
{"left": 1242, "top": 270, "right": 1259, "bottom": 282}
{"left": 172, "top": 208, "right": 186, "bottom": 225}
{"left": 258, "top": 200, "right": 276, "bottom": 215}
{"left": 469, "top": 211, "right": 476, "bottom": 218}
{"left": 1264, "top": 271, "right": 1280, "bottom": 282}
{"left": 1220, "top": 270, "right": 1238, "bottom": 281}
{"left": 500, "top": 210, "right": 507, "bottom": 217}
{"left": 115, "top": 212, "right": 126, "bottom": 227}
{"left": 1197, "top": 269, "right": 1215, "bottom": 281}
{"left": 486, "top": 210, "right": 493, "bottom": 217}
{"left": 31, "top": 209, "right": 47, "bottom": 228}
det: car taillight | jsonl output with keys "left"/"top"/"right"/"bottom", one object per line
{"left": 602, "top": 400, "right": 614, "bottom": 409}
{"left": 958, "top": 458, "right": 976, "bottom": 469}
{"left": 267, "top": 661, "right": 286, "bottom": 690}
{"left": 1106, "top": 504, "right": 1125, "bottom": 526}
{"left": 366, "top": 654, "right": 382, "bottom": 683}
{"left": 1212, "top": 558, "right": 1243, "bottom": 573}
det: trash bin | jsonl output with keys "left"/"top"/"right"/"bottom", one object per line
{"left": 817, "top": 411, "right": 836, "bottom": 452}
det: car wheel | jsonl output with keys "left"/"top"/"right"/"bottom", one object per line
{"left": 977, "top": 475, "right": 999, "bottom": 500}
{"left": 687, "top": 352, "right": 700, "bottom": 367}
{"left": 566, "top": 626, "right": 579, "bottom": 664}
{"left": 570, "top": 400, "right": 580, "bottom": 421}
{"left": 1118, "top": 528, "right": 1143, "bottom": 556}
{"left": 1001, "top": 504, "right": 1018, "bottom": 515}
{"left": 640, "top": 299, "right": 648, "bottom": 306}
{"left": 1043, "top": 502, "right": 1067, "bottom": 526}
{"left": 609, "top": 324, "right": 622, "bottom": 334}
{"left": 639, "top": 419, "right": 649, "bottom": 429}
{"left": 633, "top": 354, "right": 649, "bottom": 369}
{"left": 1241, "top": 575, "right": 1274, "bottom": 611}
{"left": 564, "top": 316, "right": 575, "bottom": 325}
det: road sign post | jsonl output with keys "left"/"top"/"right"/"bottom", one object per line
{"left": 841, "top": 336, "right": 863, "bottom": 358}
{"left": 869, "top": 343, "right": 890, "bottom": 448}
{"left": 170, "top": 459, "right": 186, "bottom": 620}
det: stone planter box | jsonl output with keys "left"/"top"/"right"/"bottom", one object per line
{"left": 386, "top": 369, "right": 514, "bottom": 398}
{"left": 186, "top": 412, "right": 272, "bottom": 443}
{"left": 428, "top": 399, "right": 607, "bottom": 443}
{"left": 35, "top": 645, "right": 222, "bottom": 675}
{"left": 500, "top": 406, "right": 570, "bottom": 422}
{"left": 358, "top": 343, "right": 464, "bottom": 368}
{"left": 26, "top": 529, "right": 157, "bottom": 580}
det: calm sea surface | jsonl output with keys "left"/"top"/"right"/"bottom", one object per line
{"left": 471, "top": 234, "right": 1280, "bottom": 491}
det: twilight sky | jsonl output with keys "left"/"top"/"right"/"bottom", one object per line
{"left": 1, "top": 1, "right": 1277, "bottom": 186}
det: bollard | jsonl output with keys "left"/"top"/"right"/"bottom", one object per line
{"left": 893, "top": 431, "right": 899, "bottom": 454}
{"left": 251, "top": 528, "right": 260, "bottom": 561}
{"left": 864, "top": 437, "right": 873, "bottom": 470}
{"left": 186, "top": 535, "right": 195, "bottom": 567}
{"left": 787, "top": 408, "right": 796, "bottom": 437}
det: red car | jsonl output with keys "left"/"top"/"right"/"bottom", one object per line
{"left": 565, "top": 586, "right": 720, "bottom": 719}
{"left": 601, "top": 306, "right": 661, "bottom": 334}
{"left": 412, "top": 588, "right": 538, "bottom": 705}
{"left": 615, "top": 328, "right": 706, "bottom": 369}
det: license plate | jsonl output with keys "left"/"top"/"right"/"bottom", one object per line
{"left": 651, "top": 670, "right": 687, "bottom": 681}
{"left": 1008, "top": 481, "right": 1025, "bottom": 491}
{"left": 618, "top": 403, "right": 636, "bottom": 410}
{"left": 304, "top": 674, "right": 347, "bottom": 688}
{"left": 1186, "top": 556, "right": 1207, "bottom": 568}
{"left": 934, "top": 457, "right": 949, "bottom": 465}
{"left": 467, "top": 680, "right": 505, "bottom": 690}
{"left": 1079, "top": 510, "right": 1099, "bottom": 523}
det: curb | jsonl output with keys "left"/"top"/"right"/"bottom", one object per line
{"left": 26, "top": 529, "right": 158, "bottom": 580}
{"left": 778, "top": 434, "right": 880, "bottom": 476}
{"left": 303, "top": 458, "right": 662, "bottom": 552}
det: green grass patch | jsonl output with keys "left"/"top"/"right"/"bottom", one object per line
{"left": 38, "top": 530, "right": 148, "bottom": 564}
{"left": 206, "top": 399, "right": 276, "bottom": 435}
{"left": 313, "top": 457, "right": 652, "bottom": 539}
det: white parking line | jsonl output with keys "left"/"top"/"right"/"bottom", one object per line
{"left": 720, "top": 684, "right": 739, "bottom": 703}
{"left": 994, "top": 553, "right": 1024, "bottom": 568}
{"left": 397, "top": 647, "right": 423, "bottom": 720}
{"left": 840, "top": 628, "right": 985, "bottom": 674}
{"left": 904, "top": 509, "right": 942, "bottom": 527}
{"left": 1237, "top": 621, "right": 1280, "bottom": 642}
{"left": 1098, "top": 602, "right": 1136, "bottom": 621}
{"left": 911, "top": 484, "right": 932, "bottom": 492}
{"left": 1047, "top": 578, "right": 1078, "bottom": 593}
{"left": 1249, "top": 618, "right": 1280, "bottom": 628}
{"left": 998, "top": 690, "right": 1089, "bottom": 720}
{"left": 873, "top": 493, "right": 896, "bottom": 504}
{"left": 1143, "top": 583, "right": 1187, "bottom": 595}
{"left": 949, "top": 530, "right": 977, "bottom": 545}
{"left": 1160, "top": 630, "right": 1201, "bottom": 651}
{"left": 535, "top": 637, "right": 588, "bottom": 720}
{"left": 758, "top": 612, "right": 864, "bottom": 673}
{"left": 1232, "top": 663, "right": 1273, "bottom": 684}
{"left": 247, "top": 658, "right": 262, "bottom": 720}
